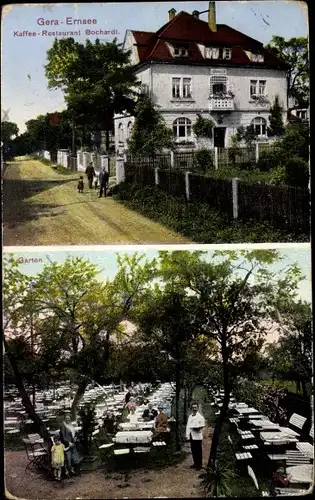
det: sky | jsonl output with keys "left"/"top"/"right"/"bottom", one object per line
{"left": 1, "top": 1, "right": 309, "bottom": 133}
{"left": 3, "top": 244, "right": 312, "bottom": 303}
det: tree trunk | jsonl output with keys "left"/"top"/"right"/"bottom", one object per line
{"left": 4, "top": 338, "right": 51, "bottom": 447}
{"left": 71, "top": 379, "right": 89, "bottom": 421}
{"left": 301, "top": 380, "right": 308, "bottom": 398}
{"left": 208, "top": 350, "right": 230, "bottom": 467}
{"left": 183, "top": 385, "right": 187, "bottom": 424}
{"left": 175, "top": 363, "right": 181, "bottom": 451}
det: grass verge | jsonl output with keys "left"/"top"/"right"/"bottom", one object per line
{"left": 114, "top": 183, "right": 308, "bottom": 243}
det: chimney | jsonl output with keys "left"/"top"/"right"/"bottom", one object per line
{"left": 168, "top": 8, "right": 176, "bottom": 21}
{"left": 208, "top": 1, "right": 217, "bottom": 32}
{"left": 192, "top": 10, "right": 199, "bottom": 19}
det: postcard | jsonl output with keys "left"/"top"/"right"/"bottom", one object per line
{"left": 1, "top": 1, "right": 310, "bottom": 246}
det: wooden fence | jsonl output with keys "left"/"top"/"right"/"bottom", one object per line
{"left": 124, "top": 161, "right": 310, "bottom": 235}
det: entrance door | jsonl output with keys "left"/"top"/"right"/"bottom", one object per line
{"left": 213, "top": 127, "right": 226, "bottom": 148}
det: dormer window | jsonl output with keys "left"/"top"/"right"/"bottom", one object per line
{"left": 174, "top": 47, "right": 188, "bottom": 57}
{"left": 205, "top": 47, "right": 231, "bottom": 60}
{"left": 245, "top": 50, "right": 264, "bottom": 63}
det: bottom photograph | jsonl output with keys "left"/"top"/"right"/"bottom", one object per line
{"left": 3, "top": 246, "right": 313, "bottom": 499}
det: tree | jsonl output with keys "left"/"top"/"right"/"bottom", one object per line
{"left": 1, "top": 121, "right": 19, "bottom": 160}
{"left": 193, "top": 115, "right": 215, "bottom": 140}
{"left": 267, "top": 300, "right": 312, "bottom": 396}
{"left": 127, "top": 92, "right": 174, "bottom": 156}
{"left": 235, "top": 125, "right": 257, "bottom": 145}
{"left": 266, "top": 36, "right": 309, "bottom": 107}
{"left": 155, "top": 249, "right": 303, "bottom": 467}
{"left": 268, "top": 95, "right": 285, "bottom": 137}
{"left": 45, "top": 38, "right": 139, "bottom": 152}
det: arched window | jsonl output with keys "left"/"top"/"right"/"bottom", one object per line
{"left": 118, "top": 123, "right": 124, "bottom": 142}
{"left": 173, "top": 117, "right": 192, "bottom": 140}
{"left": 251, "top": 117, "right": 267, "bottom": 136}
{"left": 126, "top": 121, "right": 133, "bottom": 139}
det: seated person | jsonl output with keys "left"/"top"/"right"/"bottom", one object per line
{"left": 103, "top": 411, "right": 116, "bottom": 435}
{"left": 153, "top": 405, "right": 169, "bottom": 439}
{"left": 126, "top": 406, "right": 138, "bottom": 424}
{"left": 142, "top": 403, "right": 158, "bottom": 422}
{"left": 126, "top": 397, "right": 137, "bottom": 412}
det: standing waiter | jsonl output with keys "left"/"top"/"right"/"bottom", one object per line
{"left": 186, "top": 403, "right": 205, "bottom": 470}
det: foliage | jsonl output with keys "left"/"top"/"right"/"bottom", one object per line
{"left": 1, "top": 121, "right": 19, "bottom": 160}
{"left": 265, "top": 300, "right": 312, "bottom": 396}
{"left": 256, "top": 148, "right": 283, "bottom": 173}
{"left": 195, "top": 148, "right": 214, "bottom": 173}
{"left": 199, "top": 462, "right": 238, "bottom": 497}
{"left": 45, "top": 37, "right": 139, "bottom": 150}
{"left": 114, "top": 183, "right": 308, "bottom": 242}
{"left": 127, "top": 93, "right": 174, "bottom": 155}
{"left": 284, "top": 156, "right": 309, "bottom": 188}
{"left": 268, "top": 95, "right": 285, "bottom": 137}
{"left": 193, "top": 115, "right": 215, "bottom": 139}
{"left": 280, "top": 122, "right": 309, "bottom": 162}
{"left": 266, "top": 36, "right": 309, "bottom": 106}
{"left": 236, "top": 125, "right": 257, "bottom": 145}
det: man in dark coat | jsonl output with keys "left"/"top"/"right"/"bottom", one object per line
{"left": 85, "top": 162, "right": 95, "bottom": 189}
{"left": 99, "top": 167, "right": 109, "bottom": 198}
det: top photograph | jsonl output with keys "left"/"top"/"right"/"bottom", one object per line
{"left": 2, "top": 1, "right": 310, "bottom": 246}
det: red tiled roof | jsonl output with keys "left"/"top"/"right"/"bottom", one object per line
{"left": 130, "top": 11, "right": 288, "bottom": 69}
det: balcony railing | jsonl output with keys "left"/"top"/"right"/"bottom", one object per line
{"left": 209, "top": 94, "right": 235, "bottom": 111}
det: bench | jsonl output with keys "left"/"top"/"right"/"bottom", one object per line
{"left": 228, "top": 435, "right": 252, "bottom": 461}
{"left": 296, "top": 442, "right": 314, "bottom": 459}
{"left": 267, "top": 450, "right": 312, "bottom": 470}
{"left": 243, "top": 444, "right": 259, "bottom": 450}
{"left": 237, "top": 430, "right": 255, "bottom": 440}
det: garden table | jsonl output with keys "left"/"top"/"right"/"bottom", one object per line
{"left": 114, "top": 430, "right": 153, "bottom": 444}
{"left": 278, "top": 427, "right": 300, "bottom": 437}
{"left": 235, "top": 407, "right": 259, "bottom": 415}
{"left": 296, "top": 442, "right": 314, "bottom": 458}
{"left": 249, "top": 420, "right": 280, "bottom": 430}
{"left": 260, "top": 431, "right": 298, "bottom": 445}
{"left": 286, "top": 464, "right": 313, "bottom": 484}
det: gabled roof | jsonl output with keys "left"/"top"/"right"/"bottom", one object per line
{"left": 130, "top": 11, "right": 289, "bottom": 70}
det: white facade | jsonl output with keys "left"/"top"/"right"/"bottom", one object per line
{"left": 115, "top": 34, "right": 288, "bottom": 152}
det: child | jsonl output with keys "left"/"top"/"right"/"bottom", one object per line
{"left": 78, "top": 176, "right": 84, "bottom": 193}
{"left": 51, "top": 434, "right": 65, "bottom": 481}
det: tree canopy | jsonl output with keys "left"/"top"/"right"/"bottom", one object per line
{"left": 45, "top": 37, "right": 139, "bottom": 151}
{"left": 266, "top": 36, "right": 309, "bottom": 107}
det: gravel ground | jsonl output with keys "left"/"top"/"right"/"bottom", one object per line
{"left": 5, "top": 428, "right": 213, "bottom": 500}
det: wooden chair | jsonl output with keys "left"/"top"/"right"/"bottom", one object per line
{"left": 228, "top": 434, "right": 253, "bottom": 462}
{"left": 22, "top": 438, "right": 48, "bottom": 471}
{"left": 288, "top": 413, "right": 307, "bottom": 435}
{"left": 91, "top": 429, "right": 114, "bottom": 463}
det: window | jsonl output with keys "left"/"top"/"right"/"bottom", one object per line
{"left": 172, "top": 78, "right": 181, "bottom": 98}
{"left": 172, "top": 77, "right": 192, "bottom": 99}
{"left": 223, "top": 48, "right": 231, "bottom": 60}
{"left": 251, "top": 117, "right": 267, "bottom": 136}
{"left": 250, "top": 80, "right": 257, "bottom": 96}
{"left": 126, "top": 121, "right": 133, "bottom": 139}
{"left": 183, "top": 78, "right": 192, "bottom": 98}
{"left": 173, "top": 117, "right": 192, "bottom": 139}
{"left": 250, "top": 80, "right": 266, "bottom": 98}
{"left": 297, "top": 110, "right": 307, "bottom": 120}
{"left": 174, "top": 47, "right": 188, "bottom": 57}
{"left": 252, "top": 53, "right": 264, "bottom": 63}
{"left": 210, "top": 76, "right": 227, "bottom": 95}
{"left": 259, "top": 80, "right": 266, "bottom": 95}
{"left": 140, "top": 83, "right": 149, "bottom": 95}
{"left": 206, "top": 47, "right": 219, "bottom": 59}
{"left": 118, "top": 123, "right": 124, "bottom": 142}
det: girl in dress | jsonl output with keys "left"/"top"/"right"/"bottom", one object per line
{"left": 51, "top": 435, "right": 65, "bottom": 481}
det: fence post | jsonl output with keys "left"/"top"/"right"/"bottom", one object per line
{"left": 170, "top": 150, "right": 174, "bottom": 168}
{"left": 185, "top": 171, "right": 190, "bottom": 201}
{"left": 214, "top": 147, "right": 218, "bottom": 170}
{"left": 116, "top": 156, "right": 125, "bottom": 184}
{"left": 154, "top": 167, "right": 159, "bottom": 186}
{"left": 255, "top": 142, "right": 259, "bottom": 163}
{"left": 232, "top": 177, "right": 240, "bottom": 219}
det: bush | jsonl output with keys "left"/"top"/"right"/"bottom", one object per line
{"left": 114, "top": 182, "right": 307, "bottom": 242}
{"left": 283, "top": 156, "right": 309, "bottom": 188}
{"left": 195, "top": 149, "right": 214, "bottom": 173}
{"left": 256, "top": 148, "right": 283, "bottom": 172}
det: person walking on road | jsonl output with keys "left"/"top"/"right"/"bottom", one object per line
{"left": 85, "top": 162, "right": 95, "bottom": 189}
{"left": 186, "top": 403, "right": 205, "bottom": 470}
{"left": 99, "top": 167, "right": 109, "bottom": 198}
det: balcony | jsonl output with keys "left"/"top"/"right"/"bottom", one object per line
{"left": 209, "top": 94, "right": 235, "bottom": 111}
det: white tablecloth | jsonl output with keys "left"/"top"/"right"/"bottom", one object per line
{"left": 286, "top": 464, "right": 313, "bottom": 484}
{"left": 260, "top": 431, "right": 298, "bottom": 444}
{"left": 114, "top": 430, "right": 153, "bottom": 444}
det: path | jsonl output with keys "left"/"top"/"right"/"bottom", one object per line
{"left": 5, "top": 437, "right": 211, "bottom": 500}
{"left": 3, "top": 158, "right": 191, "bottom": 245}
